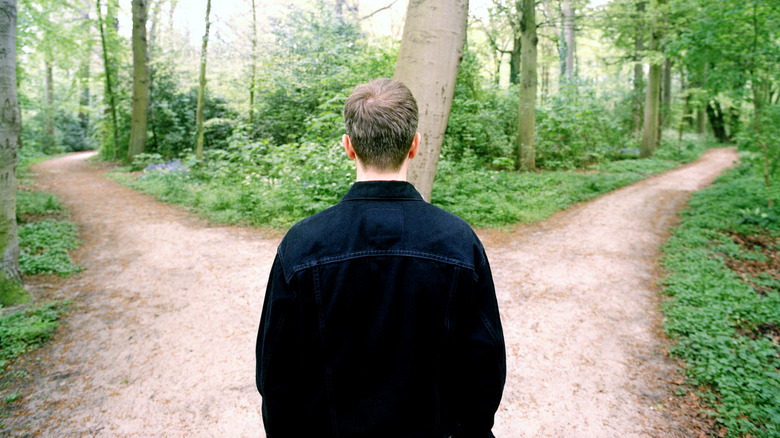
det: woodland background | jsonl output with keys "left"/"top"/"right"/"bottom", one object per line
{"left": 0, "top": 0, "right": 779, "bottom": 436}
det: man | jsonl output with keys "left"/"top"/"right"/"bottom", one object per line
{"left": 256, "top": 78, "right": 505, "bottom": 438}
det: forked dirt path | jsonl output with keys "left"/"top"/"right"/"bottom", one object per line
{"left": 3, "top": 148, "right": 736, "bottom": 436}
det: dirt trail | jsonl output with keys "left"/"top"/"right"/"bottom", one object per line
{"left": 2, "top": 148, "right": 737, "bottom": 437}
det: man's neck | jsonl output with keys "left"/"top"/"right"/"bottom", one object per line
{"left": 355, "top": 162, "right": 408, "bottom": 182}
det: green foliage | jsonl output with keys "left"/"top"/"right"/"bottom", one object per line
{"left": 115, "top": 134, "right": 707, "bottom": 229}
{"left": 0, "top": 277, "right": 29, "bottom": 307}
{"left": 18, "top": 219, "right": 82, "bottom": 276}
{"left": 16, "top": 191, "right": 62, "bottom": 221}
{"left": 432, "top": 141, "right": 703, "bottom": 227}
{"left": 0, "top": 301, "right": 70, "bottom": 371}
{"left": 252, "top": 1, "right": 395, "bottom": 146}
{"left": 661, "top": 163, "right": 780, "bottom": 437}
{"left": 444, "top": 50, "right": 517, "bottom": 165}
{"left": 535, "top": 81, "right": 632, "bottom": 169}
{"left": 118, "top": 137, "right": 355, "bottom": 228}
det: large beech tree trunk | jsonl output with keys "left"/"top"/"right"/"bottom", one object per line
{"left": 394, "top": 0, "right": 469, "bottom": 202}
{"left": 195, "top": 0, "right": 211, "bottom": 161}
{"left": 127, "top": 0, "right": 149, "bottom": 163}
{"left": 516, "top": 0, "right": 537, "bottom": 170}
{"left": 0, "top": 0, "right": 22, "bottom": 286}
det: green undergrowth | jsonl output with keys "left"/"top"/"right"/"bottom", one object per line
{"left": 660, "top": 159, "right": 780, "bottom": 437}
{"left": 0, "top": 300, "right": 70, "bottom": 372}
{"left": 113, "top": 134, "right": 709, "bottom": 229}
{"left": 433, "top": 140, "right": 705, "bottom": 227}
{"left": 1, "top": 153, "right": 80, "bottom": 383}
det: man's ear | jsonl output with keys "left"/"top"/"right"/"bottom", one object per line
{"left": 408, "top": 132, "right": 421, "bottom": 159}
{"left": 343, "top": 134, "right": 357, "bottom": 160}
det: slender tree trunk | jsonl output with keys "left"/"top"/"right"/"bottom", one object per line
{"left": 706, "top": 100, "right": 727, "bottom": 142}
{"left": 641, "top": 63, "right": 661, "bottom": 156}
{"left": 561, "top": 0, "right": 575, "bottom": 81}
{"left": 509, "top": 34, "right": 521, "bottom": 85}
{"left": 127, "top": 0, "right": 149, "bottom": 163}
{"left": 0, "top": 0, "right": 23, "bottom": 287}
{"left": 679, "top": 71, "right": 690, "bottom": 141}
{"left": 640, "top": 0, "right": 663, "bottom": 157}
{"left": 195, "top": 0, "right": 212, "bottom": 161}
{"left": 659, "top": 56, "right": 671, "bottom": 144}
{"left": 148, "top": 0, "right": 160, "bottom": 152}
{"left": 44, "top": 59, "right": 55, "bottom": 151}
{"left": 394, "top": 0, "right": 469, "bottom": 202}
{"left": 78, "top": 5, "right": 91, "bottom": 147}
{"left": 517, "top": 0, "right": 537, "bottom": 170}
{"left": 249, "top": 0, "right": 257, "bottom": 125}
{"left": 632, "top": 0, "right": 645, "bottom": 141}
{"left": 96, "top": 0, "right": 119, "bottom": 158}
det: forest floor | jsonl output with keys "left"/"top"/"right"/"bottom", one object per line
{"left": 1, "top": 148, "right": 737, "bottom": 437}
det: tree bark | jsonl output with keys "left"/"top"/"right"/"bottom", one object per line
{"left": 640, "top": 0, "right": 663, "bottom": 157}
{"left": 249, "top": 0, "right": 257, "bottom": 125}
{"left": 44, "top": 58, "right": 55, "bottom": 151}
{"left": 516, "top": 0, "right": 537, "bottom": 170}
{"left": 561, "top": 0, "right": 575, "bottom": 81}
{"left": 0, "top": 0, "right": 23, "bottom": 286}
{"left": 632, "top": 0, "right": 645, "bottom": 141}
{"left": 394, "top": 0, "right": 469, "bottom": 202}
{"left": 96, "top": 0, "right": 119, "bottom": 159}
{"left": 706, "top": 100, "right": 727, "bottom": 142}
{"left": 195, "top": 0, "right": 211, "bottom": 161}
{"left": 127, "top": 0, "right": 149, "bottom": 163}
{"left": 659, "top": 56, "right": 671, "bottom": 143}
{"left": 78, "top": 5, "right": 91, "bottom": 146}
{"left": 509, "top": 34, "right": 521, "bottom": 85}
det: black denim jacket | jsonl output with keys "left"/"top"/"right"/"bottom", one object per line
{"left": 256, "top": 181, "right": 506, "bottom": 438}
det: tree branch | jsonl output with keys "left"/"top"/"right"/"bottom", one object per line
{"left": 361, "top": 0, "right": 399, "bottom": 21}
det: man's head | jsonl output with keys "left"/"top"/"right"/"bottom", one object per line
{"left": 343, "top": 78, "right": 419, "bottom": 172}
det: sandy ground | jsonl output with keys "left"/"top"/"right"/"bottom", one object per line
{"left": 1, "top": 148, "right": 737, "bottom": 437}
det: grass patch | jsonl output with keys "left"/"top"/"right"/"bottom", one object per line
{"left": 0, "top": 277, "right": 29, "bottom": 307}
{"left": 0, "top": 300, "right": 70, "bottom": 372}
{"left": 18, "top": 219, "right": 82, "bottom": 276}
{"left": 111, "top": 135, "right": 710, "bottom": 229}
{"left": 660, "top": 161, "right": 780, "bottom": 437}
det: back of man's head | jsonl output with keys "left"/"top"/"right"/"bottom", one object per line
{"left": 343, "top": 78, "right": 418, "bottom": 172}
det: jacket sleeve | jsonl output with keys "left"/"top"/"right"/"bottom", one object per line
{"left": 453, "top": 248, "right": 506, "bottom": 438}
{"left": 255, "top": 252, "right": 299, "bottom": 430}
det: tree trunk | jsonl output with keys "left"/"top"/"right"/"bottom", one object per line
{"left": 44, "top": 59, "right": 55, "bottom": 151}
{"left": 249, "top": 0, "right": 257, "bottom": 125}
{"left": 640, "top": 62, "right": 661, "bottom": 157}
{"left": 516, "top": 0, "right": 537, "bottom": 170}
{"left": 78, "top": 5, "right": 91, "bottom": 147}
{"left": 632, "top": 0, "right": 645, "bottom": 141}
{"left": 640, "top": 0, "right": 663, "bottom": 157}
{"left": 148, "top": 0, "right": 161, "bottom": 152}
{"left": 561, "top": 0, "right": 575, "bottom": 81}
{"left": 195, "top": 0, "right": 212, "bottom": 162}
{"left": 394, "top": 0, "right": 469, "bottom": 202}
{"left": 96, "top": 0, "right": 119, "bottom": 159}
{"left": 509, "top": 34, "right": 521, "bottom": 85}
{"left": 659, "top": 56, "right": 671, "bottom": 144}
{"left": 706, "top": 100, "right": 727, "bottom": 142}
{"left": 127, "top": 0, "right": 149, "bottom": 163}
{"left": 0, "top": 0, "right": 23, "bottom": 288}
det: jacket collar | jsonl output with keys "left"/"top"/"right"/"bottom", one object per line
{"left": 340, "top": 181, "right": 424, "bottom": 202}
